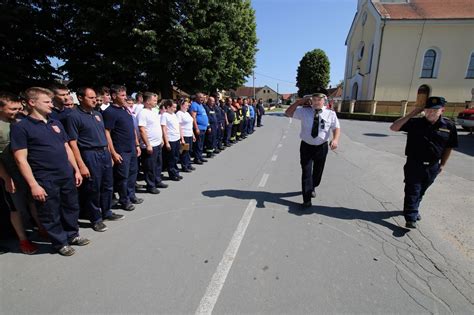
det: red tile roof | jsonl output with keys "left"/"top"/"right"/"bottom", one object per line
{"left": 327, "top": 86, "right": 343, "bottom": 98}
{"left": 373, "top": 0, "right": 474, "bottom": 20}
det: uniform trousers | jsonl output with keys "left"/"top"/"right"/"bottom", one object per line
{"left": 300, "top": 141, "right": 328, "bottom": 203}
{"left": 35, "top": 176, "right": 80, "bottom": 249}
{"left": 113, "top": 150, "right": 138, "bottom": 205}
{"left": 80, "top": 148, "right": 113, "bottom": 224}
{"left": 180, "top": 136, "right": 193, "bottom": 170}
{"left": 141, "top": 145, "right": 163, "bottom": 190}
{"left": 224, "top": 123, "right": 233, "bottom": 145}
{"left": 165, "top": 140, "right": 180, "bottom": 178}
{"left": 194, "top": 130, "right": 206, "bottom": 161}
{"left": 403, "top": 159, "right": 440, "bottom": 222}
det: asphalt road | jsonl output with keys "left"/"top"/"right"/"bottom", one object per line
{"left": 1, "top": 114, "right": 473, "bottom": 314}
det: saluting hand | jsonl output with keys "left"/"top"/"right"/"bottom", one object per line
{"left": 31, "top": 184, "right": 48, "bottom": 203}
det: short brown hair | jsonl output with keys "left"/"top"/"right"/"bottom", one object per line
{"left": 24, "top": 87, "right": 54, "bottom": 101}
{"left": 143, "top": 92, "right": 157, "bottom": 102}
{"left": 0, "top": 91, "right": 20, "bottom": 107}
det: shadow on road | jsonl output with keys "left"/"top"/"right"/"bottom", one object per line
{"left": 202, "top": 189, "right": 408, "bottom": 237}
{"left": 454, "top": 133, "right": 474, "bottom": 156}
{"left": 363, "top": 133, "right": 389, "bottom": 137}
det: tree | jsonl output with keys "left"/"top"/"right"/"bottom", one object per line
{"left": 296, "top": 49, "right": 330, "bottom": 97}
{"left": 0, "top": 1, "right": 60, "bottom": 92}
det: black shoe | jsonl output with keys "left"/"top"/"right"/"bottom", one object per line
{"left": 92, "top": 221, "right": 108, "bottom": 232}
{"left": 181, "top": 168, "right": 192, "bottom": 173}
{"left": 131, "top": 197, "right": 144, "bottom": 204}
{"left": 218, "top": 147, "right": 225, "bottom": 151}
{"left": 177, "top": 175, "right": 183, "bottom": 179}
{"left": 405, "top": 221, "right": 417, "bottom": 229}
{"left": 156, "top": 182, "right": 168, "bottom": 188}
{"left": 201, "top": 158, "right": 208, "bottom": 162}
{"left": 121, "top": 203, "right": 135, "bottom": 211}
{"left": 206, "top": 153, "right": 213, "bottom": 158}
{"left": 302, "top": 201, "right": 312, "bottom": 208}
{"left": 416, "top": 214, "right": 421, "bottom": 221}
{"left": 188, "top": 166, "right": 196, "bottom": 171}
{"left": 311, "top": 190, "right": 316, "bottom": 198}
{"left": 194, "top": 159, "right": 203, "bottom": 165}
{"left": 214, "top": 149, "right": 221, "bottom": 154}
{"left": 170, "top": 176, "right": 181, "bottom": 181}
{"left": 58, "top": 245, "right": 75, "bottom": 256}
{"left": 69, "top": 236, "right": 91, "bottom": 246}
{"left": 147, "top": 187, "right": 160, "bottom": 194}
{"left": 104, "top": 212, "right": 125, "bottom": 221}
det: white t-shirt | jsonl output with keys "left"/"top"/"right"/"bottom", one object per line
{"left": 293, "top": 106, "right": 340, "bottom": 146}
{"left": 176, "top": 110, "right": 194, "bottom": 137}
{"left": 161, "top": 112, "right": 181, "bottom": 142}
{"left": 137, "top": 108, "right": 163, "bottom": 147}
{"left": 100, "top": 103, "right": 110, "bottom": 111}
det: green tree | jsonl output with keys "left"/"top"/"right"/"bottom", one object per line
{"left": 296, "top": 49, "right": 330, "bottom": 97}
{"left": 0, "top": 1, "right": 59, "bottom": 92}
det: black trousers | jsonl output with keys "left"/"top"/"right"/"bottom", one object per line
{"left": 300, "top": 141, "right": 328, "bottom": 203}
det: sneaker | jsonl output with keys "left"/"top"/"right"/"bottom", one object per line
{"left": 156, "top": 182, "right": 168, "bottom": 188}
{"left": 405, "top": 221, "right": 417, "bottom": 229}
{"left": 104, "top": 212, "right": 125, "bottom": 221}
{"left": 58, "top": 245, "right": 75, "bottom": 256}
{"left": 69, "top": 236, "right": 91, "bottom": 246}
{"left": 131, "top": 197, "right": 144, "bottom": 204}
{"left": 92, "top": 221, "right": 108, "bottom": 232}
{"left": 147, "top": 187, "right": 160, "bottom": 194}
{"left": 121, "top": 203, "right": 135, "bottom": 211}
{"left": 20, "top": 240, "right": 38, "bottom": 255}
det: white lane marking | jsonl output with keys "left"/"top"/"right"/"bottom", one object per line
{"left": 271, "top": 155, "right": 278, "bottom": 162}
{"left": 195, "top": 199, "right": 258, "bottom": 315}
{"left": 277, "top": 144, "right": 282, "bottom": 148}
{"left": 258, "top": 173, "right": 269, "bottom": 188}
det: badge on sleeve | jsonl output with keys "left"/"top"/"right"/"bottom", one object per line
{"left": 52, "top": 125, "right": 61, "bottom": 134}
{"left": 95, "top": 115, "right": 101, "bottom": 122}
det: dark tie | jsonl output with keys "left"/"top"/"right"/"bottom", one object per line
{"left": 311, "top": 109, "right": 322, "bottom": 138}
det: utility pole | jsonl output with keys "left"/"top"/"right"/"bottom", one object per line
{"left": 253, "top": 70, "right": 256, "bottom": 100}
{"left": 276, "top": 83, "right": 279, "bottom": 107}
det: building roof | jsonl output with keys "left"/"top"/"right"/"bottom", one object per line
{"left": 281, "top": 93, "right": 296, "bottom": 100}
{"left": 232, "top": 86, "right": 263, "bottom": 98}
{"left": 327, "top": 86, "right": 343, "bottom": 98}
{"left": 373, "top": 0, "right": 474, "bottom": 20}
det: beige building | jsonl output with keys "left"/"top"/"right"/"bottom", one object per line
{"left": 344, "top": 0, "right": 474, "bottom": 104}
{"left": 231, "top": 85, "right": 279, "bottom": 104}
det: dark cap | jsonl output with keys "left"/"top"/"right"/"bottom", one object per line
{"left": 424, "top": 96, "right": 446, "bottom": 109}
{"left": 311, "top": 87, "right": 328, "bottom": 98}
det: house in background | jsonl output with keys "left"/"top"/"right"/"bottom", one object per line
{"left": 344, "top": 0, "right": 474, "bottom": 105}
{"left": 230, "top": 85, "right": 279, "bottom": 104}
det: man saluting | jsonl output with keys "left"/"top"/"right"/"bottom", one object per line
{"left": 390, "top": 96, "right": 458, "bottom": 229}
{"left": 285, "top": 87, "right": 341, "bottom": 208}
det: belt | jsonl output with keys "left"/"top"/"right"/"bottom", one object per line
{"left": 82, "top": 146, "right": 107, "bottom": 151}
{"left": 407, "top": 158, "right": 439, "bottom": 166}
{"left": 302, "top": 140, "right": 327, "bottom": 147}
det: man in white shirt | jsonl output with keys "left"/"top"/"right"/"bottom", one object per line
{"left": 137, "top": 92, "right": 168, "bottom": 194}
{"left": 285, "top": 88, "right": 340, "bottom": 208}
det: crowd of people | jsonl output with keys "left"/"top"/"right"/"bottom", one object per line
{"left": 0, "top": 84, "right": 266, "bottom": 256}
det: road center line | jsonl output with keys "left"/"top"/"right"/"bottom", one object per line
{"left": 258, "top": 173, "right": 269, "bottom": 187}
{"left": 271, "top": 155, "right": 278, "bottom": 162}
{"left": 195, "top": 199, "right": 258, "bottom": 315}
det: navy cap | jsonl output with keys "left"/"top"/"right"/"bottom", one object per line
{"left": 424, "top": 96, "right": 446, "bottom": 109}
{"left": 311, "top": 87, "right": 328, "bottom": 98}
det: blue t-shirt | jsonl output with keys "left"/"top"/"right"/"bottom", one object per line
{"left": 65, "top": 106, "right": 108, "bottom": 149}
{"left": 189, "top": 101, "right": 209, "bottom": 131}
{"left": 10, "top": 116, "right": 72, "bottom": 180}
{"left": 102, "top": 104, "right": 135, "bottom": 153}
{"left": 249, "top": 105, "right": 255, "bottom": 118}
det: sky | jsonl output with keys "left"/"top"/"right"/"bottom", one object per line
{"left": 245, "top": 0, "right": 358, "bottom": 93}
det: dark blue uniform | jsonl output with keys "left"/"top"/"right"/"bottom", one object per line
{"left": 66, "top": 106, "right": 113, "bottom": 224}
{"left": 50, "top": 107, "right": 73, "bottom": 127}
{"left": 223, "top": 104, "right": 235, "bottom": 146}
{"left": 102, "top": 105, "right": 138, "bottom": 206}
{"left": 10, "top": 117, "right": 79, "bottom": 249}
{"left": 204, "top": 104, "right": 218, "bottom": 156}
{"left": 215, "top": 105, "right": 225, "bottom": 150}
{"left": 400, "top": 116, "right": 458, "bottom": 222}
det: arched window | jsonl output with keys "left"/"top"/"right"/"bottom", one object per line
{"left": 421, "top": 49, "right": 437, "bottom": 78}
{"left": 467, "top": 52, "right": 474, "bottom": 78}
{"left": 351, "top": 82, "right": 359, "bottom": 100}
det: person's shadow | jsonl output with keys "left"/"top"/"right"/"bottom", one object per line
{"left": 202, "top": 189, "right": 408, "bottom": 237}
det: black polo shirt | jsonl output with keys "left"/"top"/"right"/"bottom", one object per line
{"left": 102, "top": 104, "right": 135, "bottom": 153}
{"left": 65, "top": 106, "right": 108, "bottom": 149}
{"left": 401, "top": 116, "right": 458, "bottom": 162}
{"left": 50, "top": 107, "right": 73, "bottom": 127}
{"left": 10, "top": 116, "right": 72, "bottom": 180}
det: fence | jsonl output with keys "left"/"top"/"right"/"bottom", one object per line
{"left": 338, "top": 100, "right": 470, "bottom": 119}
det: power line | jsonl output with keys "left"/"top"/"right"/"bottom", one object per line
{"left": 254, "top": 71, "right": 296, "bottom": 85}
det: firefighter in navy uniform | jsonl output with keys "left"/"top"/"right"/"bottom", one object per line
{"left": 390, "top": 96, "right": 458, "bottom": 229}
{"left": 204, "top": 96, "right": 218, "bottom": 158}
